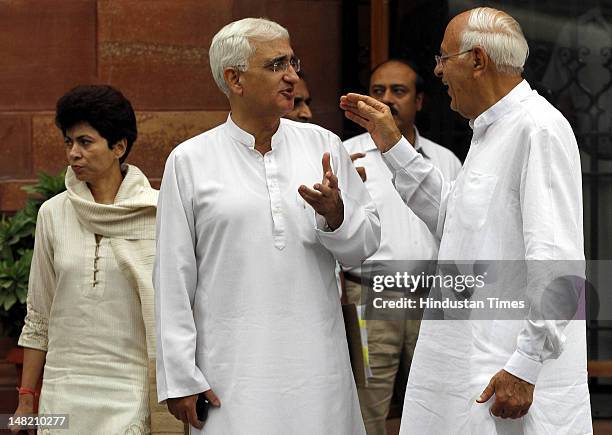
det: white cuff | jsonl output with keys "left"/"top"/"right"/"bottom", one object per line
{"left": 382, "top": 137, "right": 419, "bottom": 172}
{"left": 159, "top": 378, "right": 211, "bottom": 403}
{"left": 503, "top": 350, "right": 543, "bottom": 385}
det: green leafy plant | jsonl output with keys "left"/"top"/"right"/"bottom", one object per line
{"left": 0, "top": 170, "right": 66, "bottom": 338}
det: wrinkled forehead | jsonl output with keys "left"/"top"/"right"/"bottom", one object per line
{"left": 370, "top": 62, "right": 417, "bottom": 87}
{"left": 66, "top": 121, "right": 98, "bottom": 137}
{"left": 249, "top": 38, "right": 294, "bottom": 62}
{"left": 442, "top": 14, "right": 468, "bottom": 51}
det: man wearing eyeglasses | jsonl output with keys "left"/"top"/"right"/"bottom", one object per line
{"left": 154, "top": 18, "right": 379, "bottom": 435}
{"left": 341, "top": 6, "right": 590, "bottom": 435}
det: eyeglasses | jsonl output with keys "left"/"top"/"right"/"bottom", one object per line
{"left": 435, "top": 49, "right": 473, "bottom": 67}
{"left": 236, "top": 56, "right": 301, "bottom": 73}
{"left": 269, "top": 56, "right": 300, "bottom": 73}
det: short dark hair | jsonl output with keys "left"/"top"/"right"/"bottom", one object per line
{"left": 370, "top": 58, "right": 425, "bottom": 94}
{"left": 55, "top": 85, "right": 137, "bottom": 164}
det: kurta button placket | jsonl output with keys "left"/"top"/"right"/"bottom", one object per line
{"left": 262, "top": 151, "right": 286, "bottom": 250}
{"left": 93, "top": 240, "right": 101, "bottom": 288}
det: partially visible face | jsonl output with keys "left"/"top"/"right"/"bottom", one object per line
{"left": 434, "top": 14, "right": 477, "bottom": 119}
{"left": 64, "top": 122, "right": 124, "bottom": 183}
{"left": 284, "top": 78, "right": 312, "bottom": 122}
{"left": 238, "top": 38, "right": 299, "bottom": 118}
{"left": 369, "top": 61, "right": 423, "bottom": 132}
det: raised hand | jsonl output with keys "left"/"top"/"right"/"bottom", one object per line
{"left": 340, "top": 93, "right": 402, "bottom": 153}
{"left": 298, "top": 152, "right": 344, "bottom": 230}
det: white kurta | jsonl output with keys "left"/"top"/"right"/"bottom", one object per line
{"left": 154, "top": 116, "right": 380, "bottom": 434}
{"left": 382, "top": 81, "right": 592, "bottom": 434}
{"left": 19, "top": 192, "right": 150, "bottom": 434}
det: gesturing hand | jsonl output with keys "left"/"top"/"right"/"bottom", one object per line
{"left": 339, "top": 93, "right": 402, "bottom": 153}
{"left": 350, "top": 152, "right": 367, "bottom": 182}
{"left": 476, "top": 369, "right": 535, "bottom": 419}
{"left": 298, "top": 152, "right": 344, "bottom": 230}
{"left": 167, "top": 389, "right": 221, "bottom": 429}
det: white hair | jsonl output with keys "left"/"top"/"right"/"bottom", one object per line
{"left": 209, "top": 18, "right": 289, "bottom": 96}
{"left": 460, "top": 7, "right": 529, "bottom": 75}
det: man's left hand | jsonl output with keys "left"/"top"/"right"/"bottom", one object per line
{"left": 477, "top": 369, "right": 535, "bottom": 419}
{"left": 298, "top": 152, "right": 344, "bottom": 230}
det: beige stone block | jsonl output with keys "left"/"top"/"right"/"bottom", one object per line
{"left": 0, "top": 0, "right": 97, "bottom": 110}
{"left": 128, "top": 111, "right": 229, "bottom": 178}
{"left": 98, "top": 0, "right": 232, "bottom": 110}
{"left": 0, "top": 115, "right": 32, "bottom": 178}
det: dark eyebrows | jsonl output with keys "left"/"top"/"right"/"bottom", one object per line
{"left": 265, "top": 53, "right": 299, "bottom": 66}
{"left": 65, "top": 134, "right": 94, "bottom": 142}
{"left": 264, "top": 54, "right": 290, "bottom": 67}
{"left": 371, "top": 84, "right": 409, "bottom": 89}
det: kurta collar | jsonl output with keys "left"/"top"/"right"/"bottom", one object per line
{"left": 225, "top": 113, "right": 284, "bottom": 150}
{"left": 226, "top": 113, "right": 255, "bottom": 148}
{"left": 469, "top": 80, "right": 531, "bottom": 133}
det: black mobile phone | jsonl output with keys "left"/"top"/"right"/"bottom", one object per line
{"left": 196, "top": 394, "right": 210, "bottom": 422}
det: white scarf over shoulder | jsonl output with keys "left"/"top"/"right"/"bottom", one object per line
{"left": 66, "top": 164, "right": 184, "bottom": 434}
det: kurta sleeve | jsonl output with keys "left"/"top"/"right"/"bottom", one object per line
{"left": 154, "top": 151, "right": 210, "bottom": 402}
{"left": 314, "top": 134, "right": 381, "bottom": 267}
{"left": 382, "top": 136, "right": 453, "bottom": 239}
{"left": 18, "top": 202, "right": 56, "bottom": 351}
{"left": 504, "top": 126, "right": 584, "bottom": 384}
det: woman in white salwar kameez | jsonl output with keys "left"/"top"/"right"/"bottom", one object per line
{"left": 11, "top": 85, "right": 182, "bottom": 435}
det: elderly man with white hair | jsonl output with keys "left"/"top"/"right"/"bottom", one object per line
{"left": 341, "top": 7, "right": 591, "bottom": 435}
{"left": 154, "top": 17, "right": 379, "bottom": 435}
